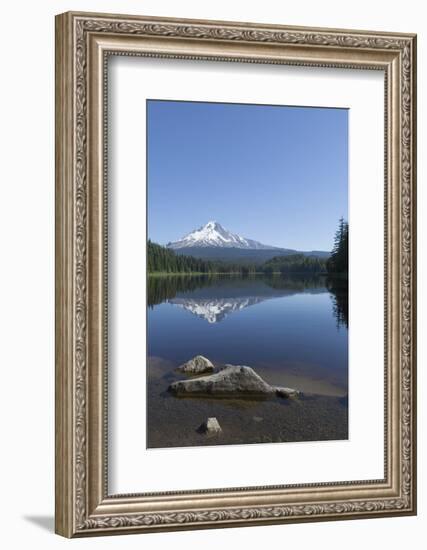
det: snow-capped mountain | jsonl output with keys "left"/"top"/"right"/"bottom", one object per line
{"left": 167, "top": 221, "right": 279, "bottom": 250}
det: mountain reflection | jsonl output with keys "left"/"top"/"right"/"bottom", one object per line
{"left": 168, "top": 295, "right": 268, "bottom": 323}
{"left": 148, "top": 274, "right": 340, "bottom": 324}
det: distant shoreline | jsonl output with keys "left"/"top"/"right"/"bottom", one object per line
{"left": 148, "top": 271, "right": 331, "bottom": 277}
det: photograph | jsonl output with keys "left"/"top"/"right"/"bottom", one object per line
{"left": 146, "top": 99, "right": 349, "bottom": 448}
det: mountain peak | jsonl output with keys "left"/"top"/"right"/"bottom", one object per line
{"left": 167, "top": 221, "right": 279, "bottom": 250}
{"left": 198, "top": 220, "right": 222, "bottom": 232}
{"left": 205, "top": 220, "right": 219, "bottom": 228}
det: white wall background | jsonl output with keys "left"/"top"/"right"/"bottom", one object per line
{"left": 0, "top": 1, "right": 424, "bottom": 548}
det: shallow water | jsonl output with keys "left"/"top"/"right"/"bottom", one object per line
{"left": 147, "top": 273, "right": 348, "bottom": 448}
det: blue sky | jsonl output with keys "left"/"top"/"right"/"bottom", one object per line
{"left": 147, "top": 100, "right": 348, "bottom": 251}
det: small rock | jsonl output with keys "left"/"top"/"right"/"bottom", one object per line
{"left": 200, "top": 417, "right": 222, "bottom": 435}
{"left": 275, "top": 387, "right": 300, "bottom": 398}
{"left": 177, "top": 355, "right": 214, "bottom": 374}
{"left": 253, "top": 416, "right": 263, "bottom": 422}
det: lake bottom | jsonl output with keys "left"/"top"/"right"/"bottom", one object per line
{"left": 147, "top": 357, "right": 348, "bottom": 449}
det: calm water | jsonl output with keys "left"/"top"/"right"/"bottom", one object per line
{"left": 147, "top": 274, "right": 348, "bottom": 390}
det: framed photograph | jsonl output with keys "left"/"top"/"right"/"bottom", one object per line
{"left": 55, "top": 11, "right": 417, "bottom": 537}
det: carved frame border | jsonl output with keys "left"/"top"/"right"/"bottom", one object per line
{"left": 55, "top": 12, "right": 416, "bottom": 537}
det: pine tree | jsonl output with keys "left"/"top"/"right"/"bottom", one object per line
{"left": 327, "top": 217, "right": 349, "bottom": 274}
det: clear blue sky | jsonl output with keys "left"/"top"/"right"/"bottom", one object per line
{"left": 147, "top": 100, "right": 348, "bottom": 251}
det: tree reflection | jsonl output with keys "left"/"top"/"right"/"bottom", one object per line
{"left": 264, "top": 273, "right": 327, "bottom": 292}
{"left": 326, "top": 276, "right": 348, "bottom": 329}
{"left": 148, "top": 275, "right": 217, "bottom": 307}
{"left": 148, "top": 273, "right": 349, "bottom": 330}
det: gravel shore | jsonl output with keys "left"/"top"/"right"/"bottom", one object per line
{"left": 147, "top": 357, "right": 348, "bottom": 449}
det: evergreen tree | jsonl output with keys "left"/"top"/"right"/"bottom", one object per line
{"left": 327, "top": 217, "right": 348, "bottom": 274}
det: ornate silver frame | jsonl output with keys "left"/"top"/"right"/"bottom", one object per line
{"left": 55, "top": 11, "right": 417, "bottom": 537}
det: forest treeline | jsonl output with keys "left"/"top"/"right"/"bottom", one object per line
{"left": 147, "top": 240, "right": 257, "bottom": 274}
{"left": 148, "top": 218, "right": 348, "bottom": 276}
{"left": 263, "top": 254, "right": 327, "bottom": 274}
{"left": 148, "top": 241, "right": 327, "bottom": 274}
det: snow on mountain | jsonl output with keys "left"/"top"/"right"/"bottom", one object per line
{"left": 167, "top": 221, "right": 279, "bottom": 250}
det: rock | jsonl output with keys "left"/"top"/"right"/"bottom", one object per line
{"left": 169, "top": 365, "right": 297, "bottom": 397}
{"left": 170, "top": 365, "right": 272, "bottom": 396}
{"left": 200, "top": 417, "right": 222, "bottom": 435}
{"left": 176, "top": 355, "right": 214, "bottom": 374}
{"left": 275, "top": 386, "right": 300, "bottom": 398}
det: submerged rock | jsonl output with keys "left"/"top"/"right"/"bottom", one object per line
{"left": 199, "top": 417, "right": 222, "bottom": 435}
{"left": 177, "top": 355, "right": 214, "bottom": 374}
{"left": 169, "top": 365, "right": 298, "bottom": 398}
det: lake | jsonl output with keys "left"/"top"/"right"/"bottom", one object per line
{"left": 147, "top": 273, "right": 348, "bottom": 448}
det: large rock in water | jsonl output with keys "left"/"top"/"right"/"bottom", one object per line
{"left": 176, "top": 355, "right": 214, "bottom": 374}
{"left": 169, "top": 365, "right": 298, "bottom": 397}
